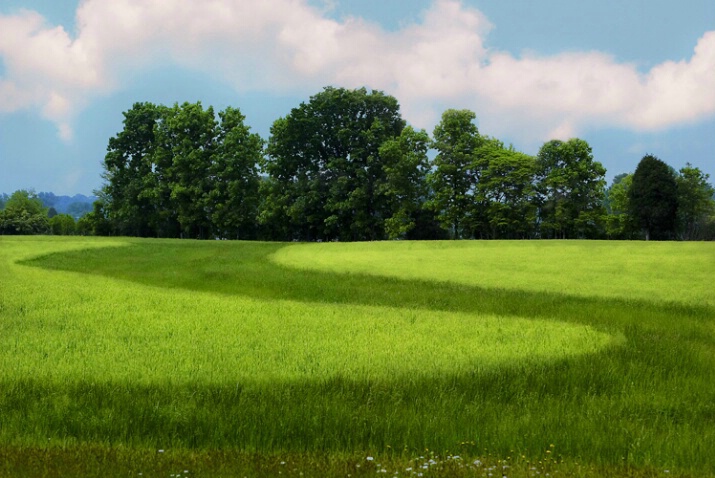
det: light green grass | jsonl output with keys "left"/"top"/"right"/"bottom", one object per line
{"left": 1, "top": 236, "right": 714, "bottom": 477}
{"left": 272, "top": 240, "right": 715, "bottom": 306}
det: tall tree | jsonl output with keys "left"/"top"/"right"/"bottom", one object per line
{"left": 604, "top": 173, "right": 633, "bottom": 239}
{"left": 101, "top": 102, "right": 163, "bottom": 237}
{"left": 477, "top": 141, "right": 537, "bottom": 239}
{"left": 378, "top": 126, "right": 431, "bottom": 240}
{"left": 427, "top": 109, "right": 484, "bottom": 239}
{"left": 261, "top": 87, "right": 406, "bottom": 241}
{"left": 155, "top": 102, "right": 218, "bottom": 239}
{"left": 628, "top": 154, "right": 678, "bottom": 241}
{"left": 534, "top": 139, "right": 606, "bottom": 239}
{"left": 208, "top": 107, "right": 263, "bottom": 240}
{"left": 676, "top": 163, "right": 715, "bottom": 240}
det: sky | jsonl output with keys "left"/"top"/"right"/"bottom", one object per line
{"left": 1, "top": 0, "right": 714, "bottom": 196}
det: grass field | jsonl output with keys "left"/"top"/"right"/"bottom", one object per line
{"left": 0, "top": 237, "right": 713, "bottom": 477}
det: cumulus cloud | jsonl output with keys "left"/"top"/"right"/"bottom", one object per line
{"left": 0, "top": 0, "right": 713, "bottom": 142}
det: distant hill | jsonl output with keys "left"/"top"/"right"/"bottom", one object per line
{"left": 38, "top": 192, "right": 98, "bottom": 219}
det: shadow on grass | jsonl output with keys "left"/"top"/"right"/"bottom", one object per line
{"left": 11, "top": 240, "right": 715, "bottom": 471}
{"left": 21, "top": 240, "right": 714, "bottom": 332}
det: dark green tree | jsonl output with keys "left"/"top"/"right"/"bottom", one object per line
{"left": 378, "top": 126, "right": 431, "bottom": 239}
{"left": 0, "top": 190, "right": 49, "bottom": 235}
{"left": 76, "top": 201, "right": 113, "bottom": 236}
{"left": 208, "top": 107, "right": 263, "bottom": 240}
{"left": 427, "top": 109, "right": 485, "bottom": 239}
{"left": 154, "top": 102, "right": 218, "bottom": 239}
{"left": 628, "top": 154, "right": 678, "bottom": 241}
{"left": 49, "top": 214, "right": 76, "bottom": 235}
{"left": 101, "top": 102, "right": 163, "bottom": 237}
{"left": 534, "top": 139, "right": 606, "bottom": 239}
{"left": 676, "top": 163, "right": 715, "bottom": 240}
{"left": 477, "top": 141, "right": 537, "bottom": 239}
{"left": 261, "top": 87, "right": 406, "bottom": 241}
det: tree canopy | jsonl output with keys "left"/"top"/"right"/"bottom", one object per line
{"left": 35, "top": 85, "right": 710, "bottom": 242}
{"left": 0, "top": 190, "right": 49, "bottom": 235}
{"left": 629, "top": 154, "right": 679, "bottom": 241}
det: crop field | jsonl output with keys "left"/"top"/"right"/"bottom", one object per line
{"left": 0, "top": 237, "right": 714, "bottom": 477}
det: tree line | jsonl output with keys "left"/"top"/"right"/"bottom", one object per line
{"left": 3, "top": 86, "right": 714, "bottom": 240}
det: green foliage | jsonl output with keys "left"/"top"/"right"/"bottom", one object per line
{"left": 100, "top": 102, "right": 262, "bottom": 239}
{"left": 427, "top": 109, "right": 484, "bottom": 238}
{"left": 378, "top": 126, "right": 431, "bottom": 239}
{"left": 208, "top": 107, "right": 263, "bottom": 240}
{"left": 0, "top": 190, "right": 49, "bottom": 235}
{"left": 535, "top": 139, "right": 607, "bottom": 239}
{"left": 49, "top": 214, "right": 76, "bottom": 235}
{"left": 476, "top": 141, "right": 537, "bottom": 238}
{"left": 629, "top": 154, "right": 678, "bottom": 240}
{"left": 2, "top": 237, "right": 714, "bottom": 476}
{"left": 102, "top": 102, "right": 164, "bottom": 237}
{"left": 261, "top": 86, "right": 407, "bottom": 241}
{"left": 676, "top": 163, "right": 715, "bottom": 240}
{"left": 603, "top": 173, "right": 633, "bottom": 239}
{"left": 91, "top": 87, "right": 710, "bottom": 242}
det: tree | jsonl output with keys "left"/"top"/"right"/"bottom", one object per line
{"left": 0, "top": 190, "right": 49, "bottom": 235}
{"left": 76, "top": 201, "right": 112, "bottom": 236}
{"left": 154, "top": 102, "right": 218, "bottom": 239}
{"left": 628, "top": 154, "right": 678, "bottom": 241}
{"left": 101, "top": 102, "right": 163, "bottom": 237}
{"left": 427, "top": 109, "right": 485, "bottom": 239}
{"left": 0, "top": 193, "right": 7, "bottom": 210}
{"left": 261, "top": 87, "right": 406, "bottom": 241}
{"left": 49, "top": 214, "right": 76, "bottom": 235}
{"left": 604, "top": 173, "right": 633, "bottom": 239}
{"left": 100, "top": 101, "right": 264, "bottom": 239}
{"left": 378, "top": 126, "right": 431, "bottom": 239}
{"left": 676, "top": 163, "right": 715, "bottom": 240}
{"left": 534, "top": 139, "right": 606, "bottom": 239}
{"left": 477, "top": 141, "right": 537, "bottom": 239}
{"left": 208, "top": 107, "right": 263, "bottom": 240}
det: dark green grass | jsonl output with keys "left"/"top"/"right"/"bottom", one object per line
{"left": 2, "top": 239, "right": 714, "bottom": 476}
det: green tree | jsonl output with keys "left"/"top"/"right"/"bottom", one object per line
{"left": 208, "top": 107, "right": 263, "bottom": 240}
{"left": 427, "top": 109, "right": 484, "bottom": 239}
{"left": 378, "top": 126, "right": 431, "bottom": 239}
{"left": 477, "top": 142, "right": 537, "bottom": 239}
{"left": 261, "top": 87, "right": 406, "bottom": 241}
{"left": 676, "top": 163, "right": 715, "bottom": 240}
{"left": 49, "top": 214, "right": 77, "bottom": 235}
{"left": 0, "top": 190, "right": 49, "bottom": 235}
{"left": 604, "top": 173, "right": 633, "bottom": 239}
{"left": 155, "top": 102, "right": 218, "bottom": 239}
{"left": 101, "top": 102, "right": 163, "bottom": 237}
{"left": 534, "top": 139, "right": 606, "bottom": 239}
{"left": 76, "top": 201, "right": 112, "bottom": 236}
{"left": 628, "top": 154, "right": 678, "bottom": 241}
{"left": 0, "top": 193, "right": 7, "bottom": 210}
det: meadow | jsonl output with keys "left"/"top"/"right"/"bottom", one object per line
{"left": 0, "top": 236, "right": 713, "bottom": 477}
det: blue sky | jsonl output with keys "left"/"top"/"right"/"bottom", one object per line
{"left": 1, "top": 0, "right": 713, "bottom": 195}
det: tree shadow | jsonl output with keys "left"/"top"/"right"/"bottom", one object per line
{"left": 21, "top": 240, "right": 713, "bottom": 331}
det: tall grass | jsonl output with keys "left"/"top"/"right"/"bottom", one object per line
{"left": 1, "top": 237, "right": 713, "bottom": 476}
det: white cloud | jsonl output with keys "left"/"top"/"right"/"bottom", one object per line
{"left": 0, "top": 0, "right": 713, "bottom": 143}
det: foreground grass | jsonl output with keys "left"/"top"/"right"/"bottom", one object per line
{"left": 1, "top": 237, "right": 713, "bottom": 477}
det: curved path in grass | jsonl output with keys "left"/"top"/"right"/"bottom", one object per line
{"left": 2, "top": 237, "right": 714, "bottom": 474}
{"left": 6, "top": 238, "right": 622, "bottom": 383}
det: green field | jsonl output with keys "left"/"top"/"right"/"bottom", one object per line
{"left": 1, "top": 237, "right": 713, "bottom": 477}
